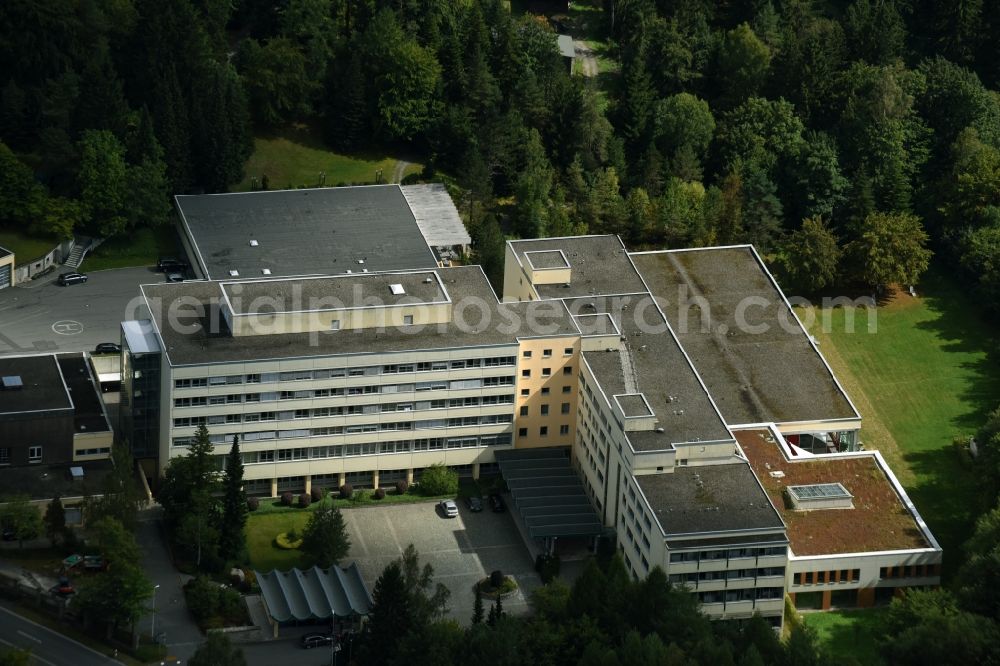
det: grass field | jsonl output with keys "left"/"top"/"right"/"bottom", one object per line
{"left": 235, "top": 124, "right": 420, "bottom": 192}
{"left": 0, "top": 228, "right": 61, "bottom": 263}
{"left": 80, "top": 226, "right": 177, "bottom": 271}
{"left": 802, "top": 268, "right": 1000, "bottom": 580}
{"left": 803, "top": 608, "right": 888, "bottom": 665}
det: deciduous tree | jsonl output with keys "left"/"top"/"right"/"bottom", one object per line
{"left": 849, "top": 211, "right": 933, "bottom": 293}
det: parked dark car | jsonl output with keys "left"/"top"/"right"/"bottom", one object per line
{"left": 57, "top": 272, "right": 88, "bottom": 286}
{"left": 488, "top": 493, "right": 506, "bottom": 513}
{"left": 156, "top": 257, "right": 188, "bottom": 272}
{"left": 465, "top": 496, "right": 483, "bottom": 512}
{"left": 54, "top": 577, "right": 75, "bottom": 596}
{"left": 94, "top": 342, "right": 121, "bottom": 354}
{"left": 300, "top": 632, "right": 334, "bottom": 649}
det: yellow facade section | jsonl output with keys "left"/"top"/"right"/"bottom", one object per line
{"left": 0, "top": 251, "right": 14, "bottom": 287}
{"left": 514, "top": 336, "right": 579, "bottom": 449}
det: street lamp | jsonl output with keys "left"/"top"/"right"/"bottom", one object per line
{"left": 151, "top": 584, "right": 161, "bottom": 642}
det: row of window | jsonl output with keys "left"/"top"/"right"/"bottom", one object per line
{"left": 172, "top": 414, "right": 513, "bottom": 447}
{"left": 698, "top": 587, "right": 784, "bottom": 604}
{"left": 522, "top": 348, "right": 575, "bottom": 359}
{"left": 519, "top": 403, "right": 571, "bottom": 417}
{"left": 792, "top": 569, "right": 862, "bottom": 586}
{"left": 173, "top": 376, "right": 516, "bottom": 407}
{"left": 517, "top": 424, "right": 570, "bottom": 437}
{"left": 669, "top": 567, "right": 786, "bottom": 585}
{"left": 669, "top": 546, "right": 787, "bottom": 563}
{"left": 520, "top": 385, "right": 573, "bottom": 397}
{"left": 880, "top": 564, "right": 940, "bottom": 579}
{"left": 173, "top": 357, "right": 518, "bottom": 389}
{"left": 0, "top": 446, "right": 42, "bottom": 464}
{"left": 520, "top": 367, "right": 573, "bottom": 379}
{"left": 237, "top": 434, "right": 513, "bottom": 464}
{"left": 173, "top": 395, "right": 516, "bottom": 428}
{"left": 76, "top": 447, "right": 111, "bottom": 456}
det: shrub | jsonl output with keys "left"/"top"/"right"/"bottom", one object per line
{"left": 275, "top": 532, "right": 303, "bottom": 549}
{"left": 395, "top": 480, "right": 409, "bottom": 495}
{"left": 218, "top": 586, "right": 244, "bottom": 622}
{"left": 339, "top": 483, "right": 353, "bottom": 499}
{"left": 184, "top": 577, "right": 219, "bottom": 624}
{"left": 419, "top": 464, "right": 458, "bottom": 496}
{"left": 299, "top": 493, "right": 311, "bottom": 508}
{"left": 280, "top": 491, "right": 293, "bottom": 506}
{"left": 311, "top": 486, "right": 326, "bottom": 503}
{"left": 490, "top": 570, "right": 504, "bottom": 588}
{"left": 374, "top": 488, "right": 386, "bottom": 500}
{"left": 247, "top": 497, "right": 259, "bottom": 511}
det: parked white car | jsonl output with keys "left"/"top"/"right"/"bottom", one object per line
{"left": 439, "top": 499, "right": 459, "bottom": 518}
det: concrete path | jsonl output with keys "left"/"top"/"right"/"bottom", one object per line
{"left": 136, "top": 508, "right": 203, "bottom": 663}
{"left": 391, "top": 160, "right": 409, "bottom": 184}
{"left": 575, "top": 40, "right": 598, "bottom": 77}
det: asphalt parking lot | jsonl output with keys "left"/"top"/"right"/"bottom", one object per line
{"left": 0, "top": 266, "right": 159, "bottom": 356}
{"left": 342, "top": 499, "right": 542, "bottom": 624}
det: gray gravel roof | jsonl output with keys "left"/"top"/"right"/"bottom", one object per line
{"left": 142, "top": 266, "right": 579, "bottom": 366}
{"left": 636, "top": 463, "right": 785, "bottom": 536}
{"left": 176, "top": 185, "right": 439, "bottom": 280}
{"left": 508, "top": 236, "right": 648, "bottom": 298}
{"left": 0, "top": 354, "right": 71, "bottom": 415}
{"left": 630, "top": 248, "right": 859, "bottom": 426}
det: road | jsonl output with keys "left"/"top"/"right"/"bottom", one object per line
{"left": 0, "top": 602, "right": 125, "bottom": 666}
{"left": 0, "top": 267, "right": 156, "bottom": 357}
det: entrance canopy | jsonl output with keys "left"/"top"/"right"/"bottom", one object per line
{"left": 495, "top": 448, "right": 603, "bottom": 539}
{"left": 255, "top": 564, "right": 373, "bottom": 623}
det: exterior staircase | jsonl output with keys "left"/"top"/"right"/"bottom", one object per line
{"left": 64, "top": 236, "right": 93, "bottom": 269}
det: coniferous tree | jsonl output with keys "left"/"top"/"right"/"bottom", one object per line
{"left": 43, "top": 496, "right": 66, "bottom": 547}
{"left": 218, "top": 436, "right": 247, "bottom": 563}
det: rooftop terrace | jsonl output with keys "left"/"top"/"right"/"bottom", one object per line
{"left": 736, "top": 429, "right": 931, "bottom": 556}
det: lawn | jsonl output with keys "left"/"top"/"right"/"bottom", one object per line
{"left": 801, "top": 268, "right": 1000, "bottom": 579}
{"left": 803, "top": 608, "right": 888, "bottom": 665}
{"left": 0, "top": 228, "right": 61, "bottom": 263}
{"left": 80, "top": 226, "right": 178, "bottom": 271}
{"left": 235, "top": 124, "right": 420, "bottom": 192}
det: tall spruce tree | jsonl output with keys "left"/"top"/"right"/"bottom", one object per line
{"left": 219, "top": 436, "right": 247, "bottom": 562}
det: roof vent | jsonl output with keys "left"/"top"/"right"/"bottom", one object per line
{"left": 1, "top": 375, "right": 24, "bottom": 390}
{"left": 229, "top": 270, "right": 239, "bottom": 277}
{"left": 249, "top": 239, "right": 259, "bottom": 247}
{"left": 654, "top": 427, "right": 665, "bottom": 433}
{"left": 345, "top": 270, "right": 353, "bottom": 274}
{"left": 362, "top": 269, "right": 369, "bottom": 273}
{"left": 390, "top": 283, "right": 405, "bottom": 296}
{"left": 261, "top": 268, "right": 271, "bottom": 276}
{"left": 423, "top": 277, "right": 433, "bottom": 284}
{"left": 769, "top": 470, "right": 785, "bottom": 479}
{"left": 357, "top": 259, "right": 365, "bottom": 265}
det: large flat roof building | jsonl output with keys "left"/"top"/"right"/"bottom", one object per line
{"left": 175, "top": 185, "right": 470, "bottom": 280}
{"left": 121, "top": 202, "right": 939, "bottom": 625}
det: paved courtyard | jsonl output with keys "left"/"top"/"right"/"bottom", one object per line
{"left": 342, "top": 500, "right": 542, "bottom": 623}
{"left": 0, "top": 266, "right": 159, "bottom": 356}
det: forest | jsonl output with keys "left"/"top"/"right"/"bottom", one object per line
{"left": 2, "top": 1, "right": 1000, "bottom": 662}
{"left": 0, "top": 0, "right": 999, "bottom": 310}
